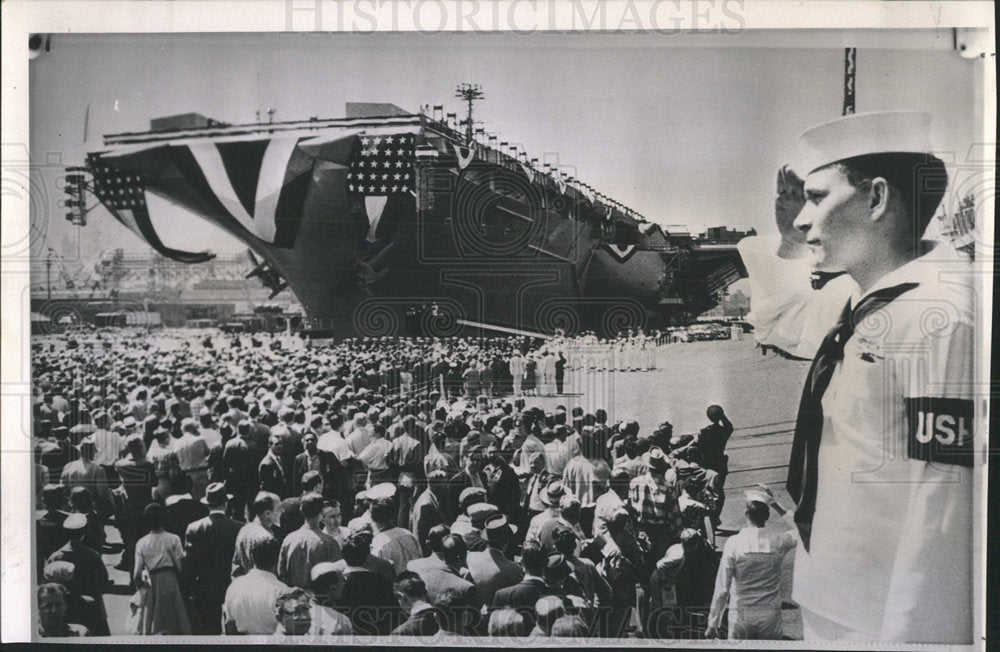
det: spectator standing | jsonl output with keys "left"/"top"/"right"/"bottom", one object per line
{"left": 629, "top": 447, "right": 682, "bottom": 561}
{"left": 338, "top": 531, "right": 401, "bottom": 635}
{"left": 46, "top": 513, "right": 108, "bottom": 626}
{"left": 132, "top": 503, "right": 192, "bottom": 635}
{"left": 706, "top": 491, "right": 796, "bottom": 640}
{"left": 467, "top": 514, "right": 524, "bottom": 605}
{"left": 222, "top": 535, "right": 289, "bottom": 634}
{"left": 278, "top": 493, "right": 342, "bottom": 589}
{"left": 184, "top": 483, "right": 244, "bottom": 634}
{"left": 370, "top": 493, "right": 422, "bottom": 576}
{"left": 173, "top": 419, "right": 212, "bottom": 500}
{"left": 232, "top": 492, "right": 283, "bottom": 577}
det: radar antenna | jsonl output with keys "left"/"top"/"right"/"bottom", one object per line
{"left": 454, "top": 83, "right": 484, "bottom": 143}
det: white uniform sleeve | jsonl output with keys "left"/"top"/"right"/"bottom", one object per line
{"left": 708, "top": 538, "right": 737, "bottom": 630}
{"left": 774, "top": 529, "right": 798, "bottom": 555}
{"left": 880, "top": 296, "right": 975, "bottom": 644}
{"left": 737, "top": 236, "right": 857, "bottom": 360}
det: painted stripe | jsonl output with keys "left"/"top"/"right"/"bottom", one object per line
{"left": 605, "top": 244, "right": 637, "bottom": 261}
{"left": 188, "top": 138, "right": 299, "bottom": 243}
{"left": 253, "top": 137, "right": 300, "bottom": 241}
{"left": 188, "top": 142, "right": 258, "bottom": 234}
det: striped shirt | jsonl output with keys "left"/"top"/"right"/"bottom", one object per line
{"left": 629, "top": 469, "right": 682, "bottom": 535}
{"left": 232, "top": 520, "right": 278, "bottom": 577}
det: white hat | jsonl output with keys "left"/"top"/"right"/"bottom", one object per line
{"left": 367, "top": 482, "right": 396, "bottom": 500}
{"left": 744, "top": 489, "right": 771, "bottom": 505}
{"left": 797, "top": 110, "right": 934, "bottom": 175}
{"left": 63, "top": 513, "right": 87, "bottom": 531}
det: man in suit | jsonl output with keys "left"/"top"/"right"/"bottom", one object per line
{"left": 445, "top": 445, "right": 487, "bottom": 523}
{"left": 222, "top": 422, "right": 256, "bottom": 520}
{"left": 164, "top": 473, "right": 208, "bottom": 541}
{"left": 115, "top": 434, "right": 157, "bottom": 573}
{"left": 467, "top": 513, "right": 524, "bottom": 605}
{"left": 406, "top": 524, "right": 451, "bottom": 576}
{"left": 414, "top": 534, "right": 482, "bottom": 633}
{"left": 552, "top": 525, "right": 612, "bottom": 632}
{"left": 259, "top": 434, "right": 290, "bottom": 498}
{"left": 338, "top": 530, "right": 401, "bottom": 635}
{"left": 413, "top": 535, "right": 480, "bottom": 603}
{"left": 490, "top": 543, "right": 555, "bottom": 627}
{"left": 391, "top": 571, "right": 439, "bottom": 636}
{"left": 482, "top": 453, "right": 523, "bottom": 528}
{"left": 410, "top": 469, "right": 448, "bottom": 555}
{"left": 292, "top": 430, "right": 350, "bottom": 507}
{"left": 185, "top": 482, "right": 244, "bottom": 634}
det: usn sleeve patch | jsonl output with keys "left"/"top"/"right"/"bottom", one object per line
{"left": 905, "top": 397, "right": 974, "bottom": 467}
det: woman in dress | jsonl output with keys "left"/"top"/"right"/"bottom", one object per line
{"left": 133, "top": 502, "right": 192, "bottom": 635}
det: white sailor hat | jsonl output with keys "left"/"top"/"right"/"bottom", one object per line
{"left": 797, "top": 110, "right": 934, "bottom": 175}
{"left": 367, "top": 482, "right": 397, "bottom": 500}
{"left": 744, "top": 489, "right": 771, "bottom": 505}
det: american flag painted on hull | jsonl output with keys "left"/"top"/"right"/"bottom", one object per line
{"left": 346, "top": 133, "right": 417, "bottom": 242}
{"left": 346, "top": 133, "right": 416, "bottom": 195}
{"left": 87, "top": 154, "right": 215, "bottom": 263}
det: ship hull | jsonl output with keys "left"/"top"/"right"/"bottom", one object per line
{"left": 83, "top": 114, "right": 744, "bottom": 338}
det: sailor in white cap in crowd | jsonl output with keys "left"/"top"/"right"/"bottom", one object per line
{"left": 705, "top": 488, "right": 797, "bottom": 640}
{"left": 738, "top": 111, "right": 975, "bottom": 643}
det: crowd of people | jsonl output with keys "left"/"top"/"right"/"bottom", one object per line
{"left": 31, "top": 327, "right": 790, "bottom": 641}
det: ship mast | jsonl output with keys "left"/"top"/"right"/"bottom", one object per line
{"left": 454, "top": 83, "right": 484, "bottom": 143}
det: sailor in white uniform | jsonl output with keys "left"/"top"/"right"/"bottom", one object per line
{"left": 738, "top": 111, "right": 976, "bottom": 644}
{"left": 509, "top": 350, "right": 524, "bottom": 397}
{"left": 706, "top": 490, "right": 798, "bottom": 640}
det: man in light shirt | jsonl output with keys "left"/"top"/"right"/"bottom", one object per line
{"left": 223, "top": 535, "right": 289, "bottom": 634}
{"left": 277, "top": 493, "right": 342, "bottom": 589}
{"left": 232, "top": 492, "right": 282, "bottom": 577}
{"left": 317, "top": 413, "right": 353, "bottom": 463}
{"left": 593, "top": 468, "right": 631, "bottom": 539}
{"left": 523, "top": 480, "right": 565, "bottom": 549}
{"left": 542, "top": 426, "right": 571, "bottom": 481}
{"left": 198, "top": 409, "right": 221, "bottom": 449}
{"left": 706, "top": 490, "right": 796, "bottom": 640}
{"left": 357, "top": 424, "right": 393, "bottom": 487}
{"left": 346, "top": 413, "right": 374, "bottom": 457}
{"left": 370, "top": 493, "right": 421, "bottom": 576}
{"left": 60, "top": 438, "right": 114, "bottom": 517}
{"left": 173, "top": 418, "right": 212, "bottom": 500}
{"left": 89, "top": 410, "right": 123, "bottom": 483}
